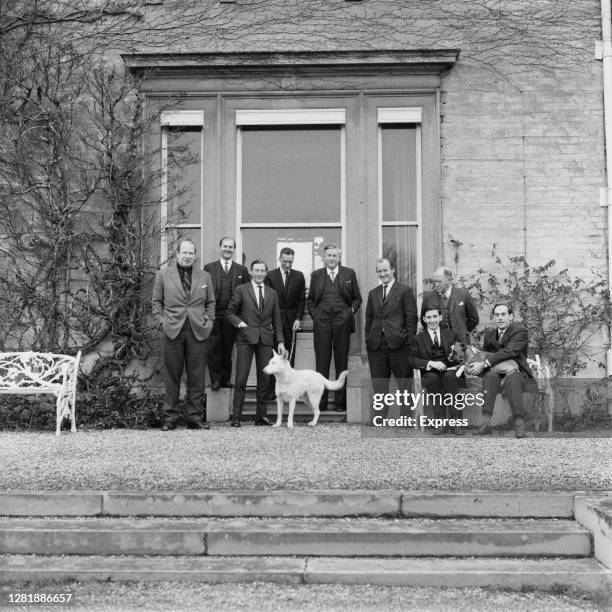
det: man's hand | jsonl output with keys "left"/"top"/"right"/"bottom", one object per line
{"left": 238, "top": 322, "right": 247, "bottom": 329}
{"left": 277, "top": 342, "right": 286, "bottom": 354}
{"left": 429, "top": 361, "right": 447, "bottom": 372}
{"left": 292, "top": 320, "right": 301, "bottom": 332}
{"left": 467, "top": 362, "right": 485, "bottom": 375}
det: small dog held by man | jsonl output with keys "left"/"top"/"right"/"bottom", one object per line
{"left": 263, "top": 351, "right": 348, "bottom": 428}
{"left": 448, "top": 342, "right": 518, "bottom": 378}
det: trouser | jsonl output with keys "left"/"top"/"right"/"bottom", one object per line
{"left": 421, "top": 370, "right": 465, "bottom": 420}
{"left": 232, "top": 342, "right": 273, "bottom": 421}
{"left": 162, "top": 320, "right": 208, "bottom": 424}
{"left": 481, "top": 370, "right": 529, "bottom": 419}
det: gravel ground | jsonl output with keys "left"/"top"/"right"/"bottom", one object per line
{"left": 0, "top": 582, "right": 609, "bottom": 612}
{"left": 0, "top": 425, "right": 610, "bottom": 491}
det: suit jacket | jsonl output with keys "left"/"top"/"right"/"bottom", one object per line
{"left": 225, "top": 284, "right": 285, "bottom": 347}
{"left": 482, "top": 322, "right": 533, "bottom": 378}
{"left": 365, "top": 281, "right": 418, "bottom": 351}
{"left": 151, "top": 264, "right": 215, "bottom": 341}
{"left": 203, "top": 260, "right": 250, "bottom": 315}
{"left": 420, "top": 285, "right": 479, "bottom": 343}
{"left": 265, "top": 268, "right": 306, "bottom": 326}
{"left": 408, "top": 327, "right": 462, "bottom": 374}
{"left": 306, "top": 265, "right": 362, "bottom": 332}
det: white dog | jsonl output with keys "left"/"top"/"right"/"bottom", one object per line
{"left": 263, "top": 350, "right": 348, "bottom": 428}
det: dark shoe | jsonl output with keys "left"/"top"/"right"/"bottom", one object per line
{"left": 266, "top": 393, "right": 277, "bottom": 401}
{"left": 211, "top": 380, "right": 220, "bottom": 391}
{"left": 221, "top": 382, "right": 234, "bottom": 388}
{"left": 333, "top": 406, "right": 346, "bottom": 412}
{"left": 474, "top": 419, "right": 493, "bottom": 436}
{"left": 186, "top": 420, "right": 210, "bottom": 430}
{"left": 432, "top": 426, "right": 448, "bottom": 435}
{"left": 514, "top": 417, "right": 527, "bottom": 439}
{"left": 230, "top": 420, "right": 241, "bottom": 428}
{"left": 161, "top": 422, "right": 176, "bottom": 431}
{"left": 254, "top": 417, "right": 272, "bottom": 426}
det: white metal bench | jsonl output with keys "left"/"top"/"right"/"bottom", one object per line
{"left": 0, "top": 351, "right": 81, "bottom": 435}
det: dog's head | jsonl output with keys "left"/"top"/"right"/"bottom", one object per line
{"left": 263, "top": 349, "right": 289, "bottom": 376}
{"left": 448, "top": 342, "right": 467, "bottom": 364}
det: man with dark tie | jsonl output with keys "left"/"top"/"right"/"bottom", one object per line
{"left": 307, "top": 243, "right": 362, "bottom": 412}
{"left": 204, "top": 236, "right": 250, "bottom": 390}
{"left": 265, "top": 247, "right": 306, "bottom": 367}
{"left": 408, "top": 306, "right": 465, "bottom": 435}
{"left": 226, "top": 260, "right": 285, "bottom": 427}
{"left": 420, "top": 266, "right": 479, "bottom": 344}
{"left": 467, "top": 302, "right": 533, "bottom": 438}
{"left": 365, "top": 258, "right": 418, "bottom": 417}
{"left": 152, "top": 239, "right": 216, "bottom": 430}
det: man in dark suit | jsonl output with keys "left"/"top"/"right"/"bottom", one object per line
{"left": 408, "top": 306, "right": 466, "bottom": 435}
{"left": 307, "top": 243, "right": 362, "bottom": 412}
{"left": 467, "top": 302, "right": 533, "bottom": 438}
{"left": 204, "top": 236, "right": 250, "bottom": 390}
{"left": 265, "top": 247, "right": 306, "bottom": 367}
{"left": 421, "top": 266, "right": 479, "bottom": 344}
{"left": 365, "top": 258, "right": 418, "bottom": 418}
{"left": 226, "top": 260, "right": 285, "bottom": 427}
{"left": 152, "top": 239, "right": 216, "bottom": 430}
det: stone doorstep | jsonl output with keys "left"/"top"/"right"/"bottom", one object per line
{"left": 0, "top": 518, "right": 591, "bottom": 557}
{"left": 0, "top": 490, "right": 599, "bottom": 518}
{"left": 574, "top": 495, "right": 612, "bottom": 569}
{"left": 0, "top": 556, "right": 609, "bottom": 590}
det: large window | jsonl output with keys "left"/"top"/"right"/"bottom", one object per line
{"left": 236, "top": 109, "right": 345, "bottom": 284}
{"left": 160, "top": 110, "right": 204, "bottom": 262}
{"left": 378, "top": 108, "right": 422, "bottom": 289}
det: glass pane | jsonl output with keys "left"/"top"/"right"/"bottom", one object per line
{"left": 241, "top": 227, "right": 342, "bottom": 289}
{"left": 381, "top": 125, "right": 417, "bottom": 222}
{"left": 166, "top": 127, "right": 201, "bottom": 226}
{"left": 242, "top": 126, "right": 341, "bottom": 223}
{"left": 382, "top": 226, "right": 417, "bottom": 288}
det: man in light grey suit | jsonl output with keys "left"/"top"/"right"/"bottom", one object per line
{"left": 152, "top": 240, "right": 216, "bottom": 430}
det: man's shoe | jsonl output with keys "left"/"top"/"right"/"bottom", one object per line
{"left": 230, "top": 420, "right": 241, "bottom": 428}
{"left": 474, "top": 417, "right": 492, "bottom": 435}
{"left": 432, "top": 426, "right": 448, "bottom": 435}
{"left": 211, "top": 380, "right": 220, "bottom": 391}
{"left": 333, "top": 405, "right": 346, "bottom": 412}
{"left": 161, "top": 422, "right": 176, "bottom": 431}
{"left": 186, "top": 420, "right": 210, "bottom": 430}
{"left": 221, "top": 382, "right": 234, "bottom": 388}
{"left": 514, "top": 417, "right": 527, "bottom": 439}
{"left": 254, "top": 417, "right": 272, "bottom": 426}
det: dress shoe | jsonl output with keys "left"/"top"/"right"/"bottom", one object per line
{"left": 230, "top": 420, "right": 241, "bottom": 428}
{"left": 161, "top": 422, "right": 176, "bottom": 431}
{"left": 221, "top": 382, "right": 234, "bottom": 388}
{"left": 333, "top": 406, "right": 346, "bottom": 412}
{"left": 254, "top": 417, "right": 272, "bottom": 426}
{"left": 514, "top": 417, "right": 527, "bottom": 439}
{"left": 211, "top": 380, "right": 220, "bottom": 391}
{"left": 186, "top": 420, "right": 211, "bottom": 430}
{"left": 474, "top": 419, "right": 493, "bottom": 436}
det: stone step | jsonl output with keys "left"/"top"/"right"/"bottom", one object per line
{"left": 0, "top": 490, "right": 579, "bottom": 518}
{"left": 0, "top": 518, "right": 591, "bottom": 557}
{"left": 0, "top": 555, "right": 609, "bottom": 590}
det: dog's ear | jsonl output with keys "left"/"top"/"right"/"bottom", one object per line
{"left": 272, "top": 349, "right": 278, "bottom": 358}
{"left": 281, "top": 348, "right": 289, "bottom": 360}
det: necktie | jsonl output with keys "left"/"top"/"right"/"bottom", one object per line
{"left": 330, "top": 271, "right": 336, "bottom": 283}
{"left": 181, "top": 269, "right": 191, "bottom": 295}
{"left": 382, "top": 284, "right": 388, "bottom": 302}
{"left": 224, "top": 261, "right": 229, "bottom": 273}
{"left": 433, "top": 331, "right": 439, "bottom": 348}
{"left": 257, "top": 284, "right": 264, "bottom": 315}
{"left": 283, "top": 271, "right": 289, "bottom": 286}
{"left": 498, "top": 330, "right": 505, "bottom": 343}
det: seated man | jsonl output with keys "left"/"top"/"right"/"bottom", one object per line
{"left": 408, "top": 307, "right": 466, "bottom": 435}
{"left": 467, "top": 302, "right": 533, "bottom": 439}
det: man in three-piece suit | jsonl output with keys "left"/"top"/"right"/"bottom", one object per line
{"left": 307, "top": 243, "right": 362, "bottom": 412}
{"left": 408, "top": 306, "right": 466, "bottom": 435}
{"left": 226, "top": 260, "right": 285, "bottom": 427}
{"left": 204, "top": 236, "right": 250, "bottom": 390}
{"left": 421, "top": 266, "right": 479, "bottom": 344}
{"left": 365, "top": 258, "right": 418, "bottom": 418}
{"left": 265, "top": 247, "right": 306, "bottom": 367}
{"left": 467, "top": 302, "right": 533, "bottom": 439}
{"left": 152, "top": 240, "right": 215, "bottom": 430}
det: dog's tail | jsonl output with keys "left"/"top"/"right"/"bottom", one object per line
{"left": 324, "top": 370, "right": 348, "bottom": 390}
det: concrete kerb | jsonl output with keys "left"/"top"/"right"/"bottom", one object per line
{"left": 574, "top": 494, "right": 612, "bottom": 569}
{"left": 0, "top": 490, "right": 608, "bottom": 519}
